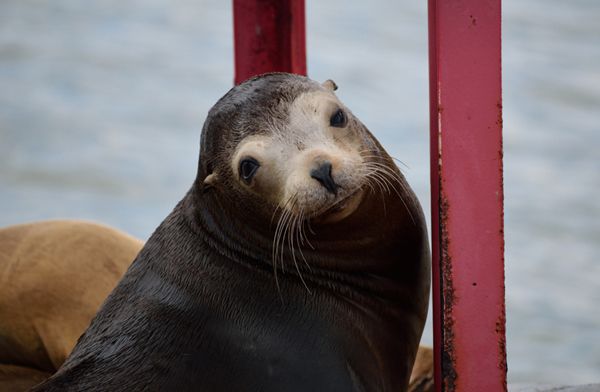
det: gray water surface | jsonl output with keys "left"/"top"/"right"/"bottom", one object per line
{"left": 1, "top": 0, "right": 598, "bottom": 384}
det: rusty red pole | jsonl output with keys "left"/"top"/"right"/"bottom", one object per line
{"left": 428, "top": 1, "right": 507, "bottom": 391}
{"left": 233, "top": 0, "right": 306, "bottom": 85}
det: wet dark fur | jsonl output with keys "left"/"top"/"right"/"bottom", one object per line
{"left": 32, "top": 73, "right": 430, "bottom": 392}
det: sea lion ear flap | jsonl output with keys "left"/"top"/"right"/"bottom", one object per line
{"left": 203, "top": 172, "right": 218, "bottom": 189}
{"left": 322, "top": 79, "right": 338, "bottom": 91}
{"left": 201, "top": 160, "right": 219, "bottom": 191}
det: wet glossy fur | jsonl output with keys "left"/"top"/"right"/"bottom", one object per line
{"left": 33, "top": 73, "right": 430, "bottom": 392}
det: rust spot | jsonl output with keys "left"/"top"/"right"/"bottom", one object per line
{"left": 495, "top": 302, "right": 508, "bottom": 389}
{"left": 498, "top": 117, "right": 505, "bottom": 232}
{"left": 439, "top": 194, "right": 457, "bottom": 391}
{"left": 496, "top": 101, "right": 503, "bottom": 129}
{"left": 438, "top": 106, "right": 444, "bottom": 114}
{"left": 496, "top": 99, "right": 507, "bottom": 390}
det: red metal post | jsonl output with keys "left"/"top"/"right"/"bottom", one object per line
{"left": 428, "top": 1, "right": 506, "bottom": 391}
{"left": 233, "top": 0, "right": 306, "bottom": 85}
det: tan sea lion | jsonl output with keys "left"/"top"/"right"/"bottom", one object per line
{"left": 0, "top": 365, "right": 52, "bottom": 392}
{"left": 0, "top": 220, "right": 142, "bottom": 390}
{"left": 409, "top": 345, "right": 434, "bottom": 392}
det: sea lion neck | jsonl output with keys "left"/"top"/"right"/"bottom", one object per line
{"left": 185, "top": 184, "right": 276, "bottom": 270}
{"left": 185, "top": 183, "right": 423, "bottom": 301}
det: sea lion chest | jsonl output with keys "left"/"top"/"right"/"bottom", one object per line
{"left": 52, "top": 218, "right": 365, "bottom": 392}
{"left": 133, "top": 264, "right": 357, "bottom": 392}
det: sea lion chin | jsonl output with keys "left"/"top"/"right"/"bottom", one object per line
{"left": 313, "top": 187, "right": 365, "bottom": 224}
{"left": 33, "top": 73, "right": 431, "bottom": 392}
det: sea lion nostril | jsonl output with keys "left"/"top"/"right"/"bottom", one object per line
{"left": 310, "top": 161, "right": 339, "bottom": 195}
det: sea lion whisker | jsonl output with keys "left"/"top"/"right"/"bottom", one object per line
{"left": 357, "top": 166, "right": 379, "bottom": 192}
{"left": 357, "top": 169, "right": 377, "bottom": 195}
{"left": 289, "top": 212, "right": 311, "bottom": 293}
{"left": 357, "top": 149, "right": 384, "bottom": 157}
{"left": 367, "top": 163, "right": 414, "bottom": 218}
{"left": 369, "top": 163, "right": 405, "bottom": 181}
{"left": 272, "top": 206, "right": 288, "bottom": 286}
{"left": 390, "top": 156, "right": 409, "bottom": 169}
{"left": 272, "top": 193, "right": 300, "bottom": 273}
{"left": 274, "top": 196, "right": 297, "bottom": 273}
{"left": 306, "top": 218, "right": 316, "bottom": 236}
{"left": 365, "top": 161, "right": 408, "bottom": 188}
{"left": 360, "top": 151, "right": 409, "bottom": 170}
{"left": 364, "top": 161, "right": 402, "bottom": 176}
{"left": 364, "top": 164, "right": 416, "bottom": 224}
{"left": 278, "top": 206, "right": 295, "bottom": 273}
{"left": 295, "top": 209, "right": 314, "bottom": 251}
{"left": 271, "top": 208, "right": 292, "bottom": 299}
{"left": 272, "top": 207, "right": 285, "bottom": 264}
{"left": 364, "top": 163, "right": 403, "bottom": 193}
{"left": 295, "top": 211, "right": 313, "bottom": 270}
{"left": 284, "top": 207, "right": 308, "bottom": 291}
{"left": 365, "top": 175, "right": 388, "bottom": 216}
{"left": 286, "top": 211, "right": 295, "bottom": 270}
{"left": 358, "top": 153, "right": 389, "bottom": 163}
{"left": 270, "top": 202, "right": 285, "bottom": 227}
{"left": 367, "top": 170, "right": 392, "bottom": 195}
{"left": 302, "top": 214, "right": 315, "bottom": 251}
{"left": 296, "top": 210, "right": 307, "bottom": 247}
{"left": 281, "top": 196, "right": 302, "bottom": 273}
{"left": 279, "top": 209, "right": 293, "bottom": 273}
{"left": 361, "top": 166, "right": 395, "bottom": 216}
{"left": 365, "top": 163, "right": 402, "bottom": 191}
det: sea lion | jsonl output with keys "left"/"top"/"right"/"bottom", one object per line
{"left": 0, "top": 365, "right": 50, "bottom": 392}
{"left": 0, "top": 221, "right": 431, "bottom": 391}
{"left": 0, "top": 220, "right": 142, "bottom": 390}
{"left": 33, "top": 73, "right": 430, "bottom": 391}
{"left": 408, "top": 345, "right": 434, "bottom": 392}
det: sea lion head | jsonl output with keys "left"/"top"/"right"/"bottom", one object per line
{"left": 192, "top": 73, "right": 425, "bottom": 279}
{"left": 197, "top": 73, "right": 405, "bottom": 225}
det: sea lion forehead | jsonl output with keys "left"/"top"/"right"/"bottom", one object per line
{"left": 244, "top": 78, "right": 339, "bottom": 139}
{"left": 290, "top": 89, "right": 342, "bottom": 116}
{"left": 223, "top": 73, "right": 322, "bottom": 112}
{"left": 204, "top": 74, "right": 324, "bottom": 140}
{"left": 232, "top": 88, "right": 343, "bottom": 152}
{"left": 200, "top": 74, "right": 315, "bottom": 157}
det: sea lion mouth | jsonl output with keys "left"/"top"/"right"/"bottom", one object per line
{"left": 313, "top": 188, "right": 365, "bottom": 224}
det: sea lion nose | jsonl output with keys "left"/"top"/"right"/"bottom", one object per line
{"left": 310, "top": 161, "right": 339, "bottom": 195}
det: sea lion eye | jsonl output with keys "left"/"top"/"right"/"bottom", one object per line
{"left": 239, "top": 158, "right": 260, "bottom": 183}
{"left": 330, "top": 109, "right": 347, "bottom": 128}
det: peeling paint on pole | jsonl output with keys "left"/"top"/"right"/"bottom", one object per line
{"left": 428, "top": 0, "right": 507, "bottom": 391}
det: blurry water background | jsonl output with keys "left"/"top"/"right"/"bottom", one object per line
{"left": 1, "top": 0, "right": 599, "bottom": 384}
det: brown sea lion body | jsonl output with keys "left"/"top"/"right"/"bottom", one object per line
{"left": 32, "top": 73, "right": 430, "bottom": 391}
{"left": 0, "top": 220, "right": 142, "bottom": 390}
{"left": 0, "top": 365, "right": 52, "bottom": 392}
{"left": 408, "top": 345, "right": 434, "bottom": 392}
